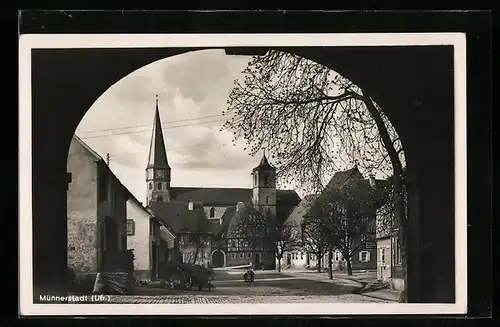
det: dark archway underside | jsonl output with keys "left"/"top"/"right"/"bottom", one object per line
{"left": 31, "top": 46, "right": 455, "bottom": 303}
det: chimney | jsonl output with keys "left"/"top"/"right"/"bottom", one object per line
{"left": 188, "top": 200, "right": 194, "bottom": 211}
{"left": 236, "top": 202, "right": 245, "bottom": 211}
{"left": 369, "top": 173, "right": 376, "bottom": 189}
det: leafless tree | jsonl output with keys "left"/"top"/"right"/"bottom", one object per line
{"left": 231, "top": 208, "right": 272, "bottom": 268}
{"left": 274, "top": 219, "right": 301, "bottom": 272}
{"left": 300, "top": 216, "right": 329, "bottom": 273}
{"left": 222, "top": 50, "right": 408, "bottom": 301}
{"left": 185, "top": 220, "right": 208, "bottom": 266}
{"left": 310, "top": 179, "right": 385, "bottom": 276}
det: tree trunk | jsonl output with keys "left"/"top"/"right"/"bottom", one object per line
{"left": 193, "top": 242, "right": 200, "bottom": 265}
{"left": 277, "top": 258, "right": 282, "bottom": 272}
{"left": 346, "top": 257, "right": 353, "bottom": 275}
{"left": 252, "top": 244, "right": 256, "bottom": 269}
{"left": 361, "top": 93, "right": 408, "bottom": 302}
{"left": 328, "top": 249, "right": 333, "bottom": 280}
{"left": 317, "top": 254, "right": 322, "bottom": 272}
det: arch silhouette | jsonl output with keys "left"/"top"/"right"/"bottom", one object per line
{"left": 31, "top": 46, "right": 456, "bottom": 303}
{"left": 211, "top": 249, "right": 226, "bottom": 268}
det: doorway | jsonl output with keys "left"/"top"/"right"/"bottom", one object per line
{"left": 255, "top": 253, "right": 261, "bottom": 268}
{"left": 211, "top": 250, "right": 225, "bottom": 268}
{"left": 151, "top": 242, "right": 158, "bottom": 280}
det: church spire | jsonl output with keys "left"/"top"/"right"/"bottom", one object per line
{"left": 147, "top": 95, "right": 170, "bottom": 169}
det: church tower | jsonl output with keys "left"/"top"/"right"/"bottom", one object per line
{"left": 251, "top": 153, "right": 277, "bottom": 217}
{"left": 145, "top": 96, "right": 171, "bottom": 205}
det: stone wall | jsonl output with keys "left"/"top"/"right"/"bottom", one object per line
{"left": 67, "top": 138, "right": 99, "bottom": 273}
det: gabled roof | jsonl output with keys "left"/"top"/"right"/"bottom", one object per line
{"left": 71, "top": 134, "right": 131, "bottom": 201}
{"left": 285, "top": 194, "right": 317, "bottom": 227}
{"left": 211, "top": 205, "right": 237, "bottom": 237}
{"left": 169, "top": 187, "right": 301, "bottom": 208}
{"left": 225, "top": 203, "right": 262, "bottom": 237}
{"left": 324, "top": 166, "right": 363, "bottom": 191}
{"left": 72, "top": 134, "right": 104, "bottom": 161}
{"left": 146, "top": 97, "right": 170, "bottom": 170}
{"left": 149, "top": 201, "right": 213, "bottom": 235}
{"left": 305, "top": 167, "right": 388, "bottom": 217}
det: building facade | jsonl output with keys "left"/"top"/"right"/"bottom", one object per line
{"left": 376, "top": 203, "right": 405, "bottom": 290}
{"left": 281, "top": 167, "right": 381, "bottom": 272}
{"left": 67, "top": 135, "right": 129, "bottom": 278}
{"left": 126, "top": 195, "right": 178, "bottom": 280}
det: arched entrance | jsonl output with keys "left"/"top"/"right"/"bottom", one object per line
{"left": 211, "top": 250, "right": 226, "bottom": 268}
{"left": 26, "top": 44, "right": 458, "bottom": 303}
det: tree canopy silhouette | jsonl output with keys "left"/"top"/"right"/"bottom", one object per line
{"left": 222, "top": 50, "right": 409, "bottom": 302}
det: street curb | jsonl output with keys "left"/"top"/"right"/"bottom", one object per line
{"left": 355, "top": 292, "right": 400, "bottom": 303}
{"left": 282, "top": 272, "right": 365, "bottom": 290}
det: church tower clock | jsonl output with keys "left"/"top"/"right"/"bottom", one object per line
{"left": 251, "top": 153, "right": 277, "bottom": 217}
{"left": 145, "top": 96, "right": 171, "bottom": 205}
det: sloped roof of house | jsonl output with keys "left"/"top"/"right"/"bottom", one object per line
{"left": 149, "top": 201, "right": 213, "bottom": 235}
{"left": 225, "top": 203, "right": 262, "bottom": 237}
{"left": 71, "top": 134, "right": 131, "bottom": 200}
{"left": 169, "top": 187, "right": 300, "bottom": 207}
{"left": 285, "top": 194, "right": 317, "bottom": 227}
{"left": 211, "top": 205, "right": 238, "bottom": 237}
{"left": 304, "top": 167, "right": 389, "bottom": 217}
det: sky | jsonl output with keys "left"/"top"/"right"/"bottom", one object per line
{"left": 75, "top": 48, "right": 403, "bottom": 204}
{"left": 76, "top": 49, "right": 270, "bottom": 204}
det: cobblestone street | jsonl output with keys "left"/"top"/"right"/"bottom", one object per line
{"left": 85, "top": 271, "right": 389, "bottom": 304}
{"left": 105, "top": 294, "right": 388, "bottom": 304}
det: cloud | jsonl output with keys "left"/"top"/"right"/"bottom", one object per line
{"left": 161, "top": 50, "right": 232, "bottom": 103}
{"left": 75, "top": 49, "right": 259, "bottom": 203}
{"left": 113, "top": 75, "right": 156, "bottom": 104}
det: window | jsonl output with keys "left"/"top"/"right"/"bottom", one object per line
{"left": 157, "top": 182, "right": 162, "bottom": 190}
{"left": 359, "top": 251, "right": 370, "bottom": 262}
{"left": 180, "top": 253, "right": 185, "bottom": 263}
{"left": 231, "top": 253, "right": 237, "bottom": 259}
{"left": 264, "top": 172, "right": 270, "bottom": 185}
{"left": 157, "top": 195, "right": 164, "bottom": 202}
{"left": 263, "top": 252, "right": 268, "bottom": 258}
{"left": 239, "top": 252, "right": 244, "bottom": 259}
{"left": 394, "top": 238, "right": 402, "bottom": 265}
{"left": 209, "top": 207, "right": 215, "bottom": 218}
{"left": 334, "top": 250, "right": 343, "bottom": 262}
{"left": 148, "top": 182, "right": 153, "bottom": 190}
{"left": 126, "top": 219, "right": 135, "bottom": 236}
{"left": 300, "top": 252, "right": 304, "bottom": 260}
{"left": 266, "top": 196, "right": 269, "bottom": 204}
{"left": 247, "top": 252, "right": 252, "bottom": 258}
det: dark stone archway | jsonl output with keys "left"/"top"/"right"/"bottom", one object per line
{"left": 30, "top": 46, "right": 455, "bottom": 303}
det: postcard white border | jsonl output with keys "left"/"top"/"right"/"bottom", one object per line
{"left": 19, "top": 33, "right": 467, "bottom": 316}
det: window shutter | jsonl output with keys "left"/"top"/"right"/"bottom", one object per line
{"left": 366, "top": 251, "right": 371, "bottom": 262}
{"left": 359, "top": 252, "right": 363, "bottom": 262}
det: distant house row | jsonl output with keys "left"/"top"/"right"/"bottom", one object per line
{"left": 278, "top": 167, "right": 404, "bottom": 290}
